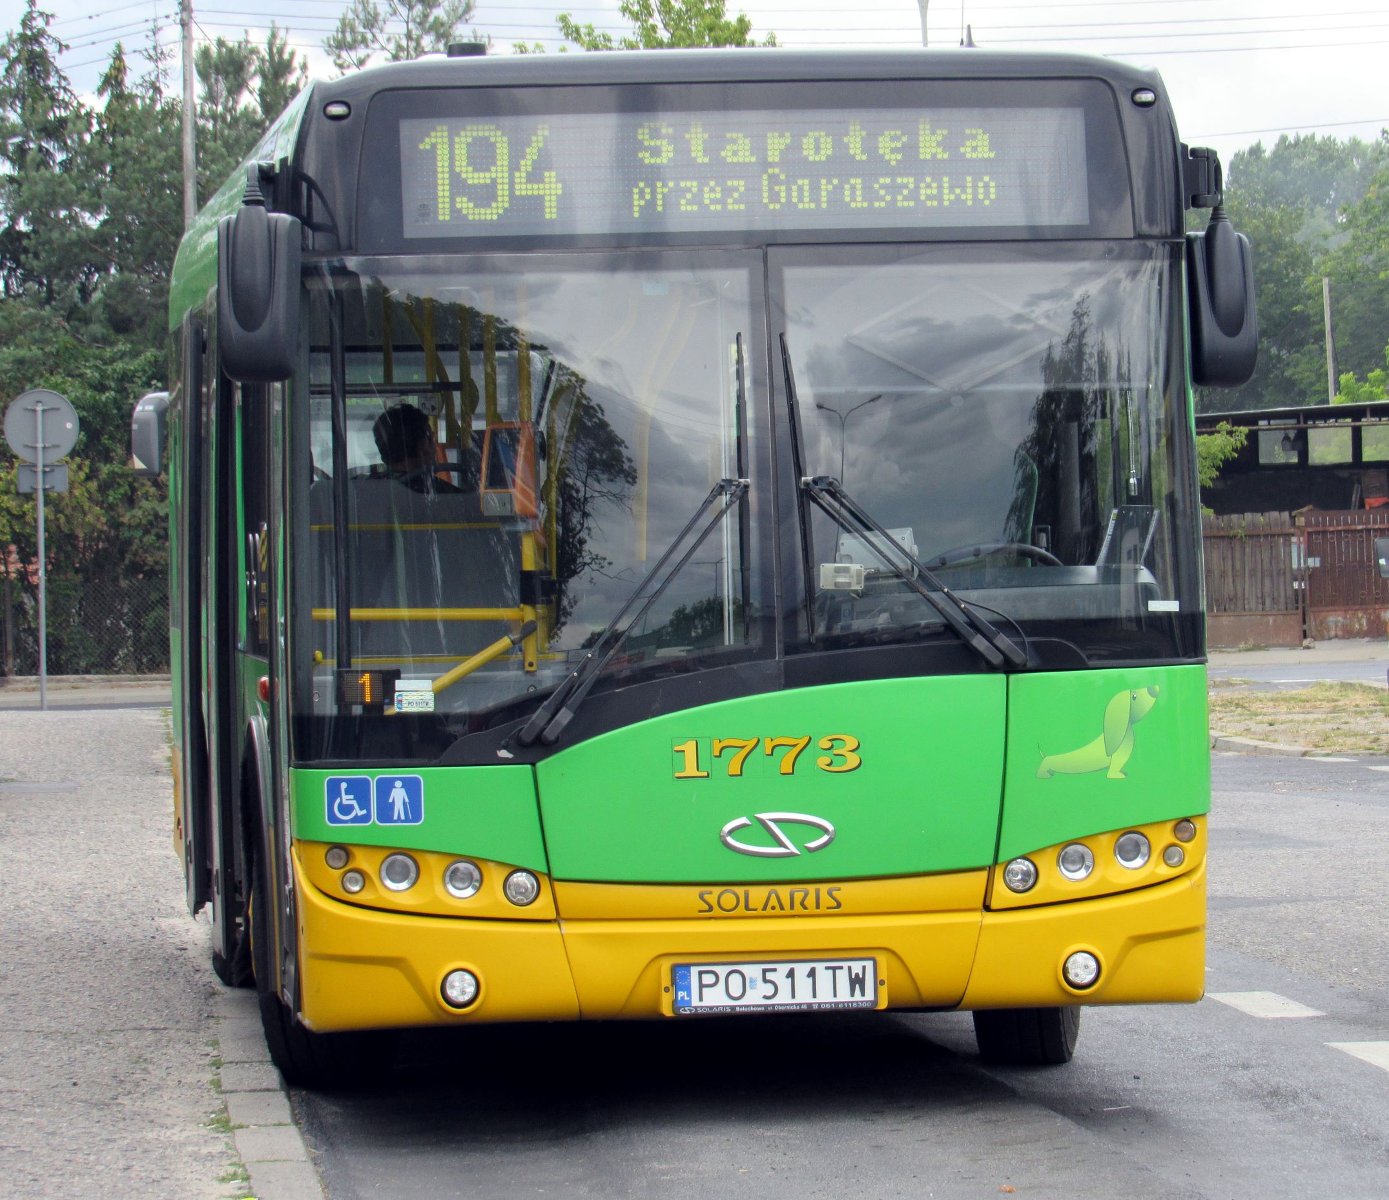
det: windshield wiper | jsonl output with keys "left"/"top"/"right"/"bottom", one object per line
{"left": 515, "top": 476, "right": 749, "bottom": 747}
{"left": 803, "top": 476, "right": 1026, "bottom": 669}
{"left": 778, "top": 335, "right": 1025, "bottom": 671}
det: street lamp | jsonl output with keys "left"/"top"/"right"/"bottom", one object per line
{"left": 815, "top": 395, "right": 882, "bottom": 484}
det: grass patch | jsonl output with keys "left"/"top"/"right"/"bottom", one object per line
{"left": 1209, "top": 681, "right": 1389, "bottom": 753}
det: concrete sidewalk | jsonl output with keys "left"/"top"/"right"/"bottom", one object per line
{"left": 1208, "top": 637, "right": 1389, "bottom": 670}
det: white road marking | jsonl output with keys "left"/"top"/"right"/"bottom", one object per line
{"left": 1207, "top": 991, "right": 1326, "bottom": 1019}
{"left": 1367, "top": 766, "right": 1389, "bottom": 773}
{"left": 1307, "top": 756, "right": 1357, "bottom": 763}
{"left": 1328, "top": 1042, "right": 1389, "bottom": 1072}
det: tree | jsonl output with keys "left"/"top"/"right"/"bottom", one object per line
{"left": 325, "top": 0, "right": 476, "bottom": 73}
{"left": 1196, "top": 421, "right": 1248, "bottom": 491}
{"left": 0, "top": 0, "right": 93, "bottom": 310}
{"left": 557, "top": 0, "right": 775, "bottom": 50}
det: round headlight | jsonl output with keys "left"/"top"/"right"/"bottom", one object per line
{"left": 1057, "top": 843, "right": 1095, "bottom": 881}
{"left": 444, "top": 859, "right": 482, "bottom": 899}
{"left": 1114, "top": 831, "right": 1151, "bottom": 869}
{"left": 1174, "top": 818, "right": 1197, "bottom": 843}
{"left": 1002, "top": 857, "right": 1038, "bottom": 893}
{"left": 441, "top": 969, "right": 479, "bottom": 1009}
{"left": 503, "top": 869, "right": 540, "bottom": 906}
{"left": 325, "top": 845, "right": 349, "bottom": 870}
{"left": 1063, "top": 951, "right": 1101, "bottom": 989}
{"left": 380, "top": 853, "right": 419, "bottom": 892}
{"left": 1162, "top": 844, "right": 1186, "bottom": 868}
{"left": 341, "top": 869, "right": 365, "bottom": 894}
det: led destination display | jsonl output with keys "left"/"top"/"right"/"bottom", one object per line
{"left": 399, "top": 106, "right": 1089, "bottom": 239}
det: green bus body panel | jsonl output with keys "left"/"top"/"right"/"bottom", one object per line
{"left": 1000, "top": 664, "right": 1209, "bottom": 861}
{"left": 535, "top": 677, "right": 1006, "bottom": 884}
{"left": 291, "top": 766, "right": 548, "bottom": 872}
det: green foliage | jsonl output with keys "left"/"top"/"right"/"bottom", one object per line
{"left": 325, "top": 0, "right": 477, "bottom": 73}
{"left": 557, "top": 0, "right": 775, "bottom": 50}
{"left": 1208, "top": 132, "right": 1389, "bottom": 413}
{"left": 1334, "top": 343, "right": 1389, "bottom": 405}
{"left": 0, "top": 5, "right": 307, "bottom": 674}
{"left": 1196, "top": 421, "right": 1248, "bottom": 490}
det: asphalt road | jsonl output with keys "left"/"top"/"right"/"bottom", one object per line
{"left": 291, "top": 751, "right": 1389, "bottom": 1200}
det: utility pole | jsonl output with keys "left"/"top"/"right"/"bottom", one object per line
{"left": 1322, "top": 276, "right": 1338, "bottom": 403}
{"left": 181, "top": 0, "right": 197, "bottom": 227}
{"left": 916, "top": 0, "right": 929, "bottom": 46}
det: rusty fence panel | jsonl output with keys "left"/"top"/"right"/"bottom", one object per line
{"left": 1300, "top": 510, "right": 1389, "bottom": 640}
{"left": 1201, "top": 512, "right": 1301, "bottom": 647}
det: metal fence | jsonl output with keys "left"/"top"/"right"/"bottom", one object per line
{"left": 1, "top": 568, "right": 168, "bottom": 676}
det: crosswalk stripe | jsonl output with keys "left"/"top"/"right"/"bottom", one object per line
{"left": 1207, "top": 991, "right": 1325, "bottom": 1019}
{"left": 1328, "top": 1042, "right": 1389, "bottom": 1072}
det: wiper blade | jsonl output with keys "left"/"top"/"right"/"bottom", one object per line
{"left": 515, "top": 476, "right": 749, "bottom": 747}
{"left": 802, "top": 475, "right": 1028, "bottom": 671}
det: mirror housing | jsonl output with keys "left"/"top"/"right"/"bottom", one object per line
{"left": 130, "top": 390, "right": 170, "bottom": 478}
{"left": 1376, "top": 537, "right": 1389, "bottom": 580}
{"left": 1187, "top": 208, "right": 1258, "bottom": 387}
{"left": 217, "top": 166, "right": 302, "bottom": 382}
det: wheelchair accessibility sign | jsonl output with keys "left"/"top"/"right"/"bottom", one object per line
{"left": 325, "top": 775, "right": 424, "bottom": 827}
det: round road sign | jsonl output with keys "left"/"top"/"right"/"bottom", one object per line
{"left": 4, "top": 389, "right": 79, "bottom": 464}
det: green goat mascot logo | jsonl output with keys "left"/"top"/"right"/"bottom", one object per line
{"left": 1037, "top": 685, "right": 1160, "bottom": 780}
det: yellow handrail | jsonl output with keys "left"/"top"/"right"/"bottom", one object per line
{"left": 311, "top": 606, "right": 524, "bottom": 622}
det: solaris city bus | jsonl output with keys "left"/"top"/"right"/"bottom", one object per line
{"left": 132, "top": 44, "right": 1256, "bottom": 1086}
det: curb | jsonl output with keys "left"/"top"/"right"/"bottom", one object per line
{"left": 1209, "top": 731, "right": 1382, "bottom": 758}
{"left": 1210, "top": 731, "right": 1311, "bottom": 757}
{"left": 214, "top": 989, "right": 325, "bottom": 1200}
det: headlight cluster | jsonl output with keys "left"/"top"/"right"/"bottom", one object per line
{"left": 997, "top": 816, "right": 1201, "bottom": 905}
{"left": 320, "top": 845, "right": 541, "bottom": 910}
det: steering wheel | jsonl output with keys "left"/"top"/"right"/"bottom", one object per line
{"left": 922, "top": 541, "right": 1064, "bottom": 570}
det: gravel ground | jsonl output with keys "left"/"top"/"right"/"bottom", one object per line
{"left": 0, "top": 709, "right": 241, "bottom": 1199}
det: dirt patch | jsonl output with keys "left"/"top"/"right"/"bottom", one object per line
{"left": 1208, "top": 680, "right": 1389, "bottom": 754}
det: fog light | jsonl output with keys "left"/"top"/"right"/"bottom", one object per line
{"left": 1063, "top": 951, "right": 1101, "bottom": 989}
{"left": 325, "top": 845, "right": 349, "bottom": 870}
{"left": 1174, "top": 818, "right": 1197, "bottom": 843}
{"left": 1163, "top": 844, "right": 1186, "bottom": 867}
{"left": 380, "top": 853, "right": 419, "bottom": 892}
{"left": 1057, "top": 843, "right": 1094, "bottom": 881}
{"left": 441, "top": 969, "right": 479, "bottom": 1009}
{"left": 1114, "top": 831, "right": 1150, "bottom": 869}
{"left": 444, "top": 859, "right": 482, "bottom": 899}
{"left": 503, "top": 869, "right": 540, "bottom": 906}
{"left": 1002, "top": 857, "right": 1038, "bottom": 893}
{"left": 341, "top": 869, "right": 365, "bottom": 894}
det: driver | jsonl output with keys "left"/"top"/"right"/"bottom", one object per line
{"left": 372, "top": 403, "right": 462, "bottom": 493}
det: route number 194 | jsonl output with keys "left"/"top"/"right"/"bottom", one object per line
{"left": 417, "top": 123, "right": 563, "bottom": 223}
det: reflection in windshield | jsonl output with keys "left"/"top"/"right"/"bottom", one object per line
{"left": 777, "top": 242, "right": 1201, "bottom": 662}
{"left": 292, "top": 254, "right": 761, "bottom": 758}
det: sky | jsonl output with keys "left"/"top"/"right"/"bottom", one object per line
{"left": 14, "top": 0, "right": 1389, "bottom": 169}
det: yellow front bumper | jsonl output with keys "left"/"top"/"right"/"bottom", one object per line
{"left": 294, "top": 851, "right": 1205, "bottom": 1033}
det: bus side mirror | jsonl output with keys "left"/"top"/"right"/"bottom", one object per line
{"left": 1376, "top": 537, "right": 1389, "bottom": 580}
{"left": 217, "top": 176, "right": 302, "bottom": 383}
{"left": 131, "top": 389, "right": 170, "bottom": 478}
{"left": 1186, "top": 208, "right": 1257, "bottom": 387}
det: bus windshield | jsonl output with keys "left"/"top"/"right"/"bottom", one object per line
{"left": 775, "top": 240, "right": 1201, "bottom": 664}
{"left": 292, "top": 251, "right": 764, "bottom": 759}
{"left": 291, "top": 240, "right": 1199, "bottom": 762}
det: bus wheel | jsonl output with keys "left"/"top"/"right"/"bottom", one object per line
{"left": 972, "top": 1006, "right": 1081, "bottom": 1066}
{"left": 249, "top": 846, "right": 369, "bottom": 1090}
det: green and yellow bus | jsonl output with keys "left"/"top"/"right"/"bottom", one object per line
{"left": 133, "top": 45, "right": 1256, "bottom": 1086}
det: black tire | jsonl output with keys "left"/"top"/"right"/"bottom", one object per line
{"left": 249, "top": 840, "right": 372, "bottom": 1089}
{"left": 972, "top": 1006, "right": 1081, "bottom": 1066}
{"left": 211, "top": 937, "right": 254, "bottom": 988}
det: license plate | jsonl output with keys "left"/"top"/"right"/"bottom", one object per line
{"left": 672, "top": 957, "right": 878, "bottom": 1015}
